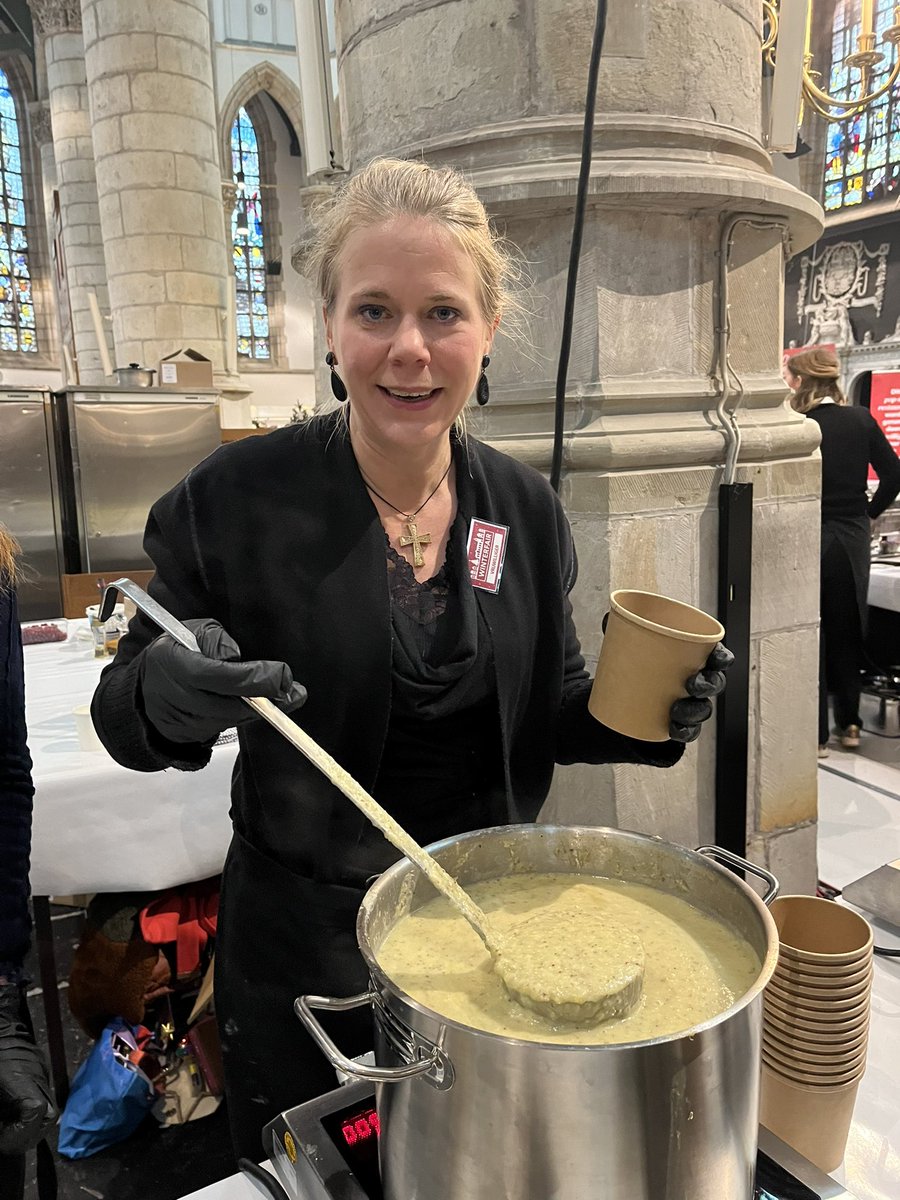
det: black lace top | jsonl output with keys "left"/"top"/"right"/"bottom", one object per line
{"left": 347, "top": 515, "right": 507, "bottom": 877}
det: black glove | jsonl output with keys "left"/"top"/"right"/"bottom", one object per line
{"left": 669, "top": 642, "right": 734, "bottom": 744}
{"left": 0, "top": 983, "right": 57, "bottom": 1156}
{"left": 139, "top": 618, "right": 307, "bottom": 745}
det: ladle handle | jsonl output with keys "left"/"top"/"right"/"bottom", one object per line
{"left": 100, "top": 578, "right": 497, "bottom": 954}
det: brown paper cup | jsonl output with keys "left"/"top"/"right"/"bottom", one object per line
{"left": 770, "top": 896, "right": 874, "bottom": 964}
{"left": 767, "top": 968, "right": 873, "bottom": 1005}
{"left": 763, "top": 999, "right": 871, "bottom": 1038}
{"left": 763, "top": 1003, "right": 868, "bottom": 1041}
{"left": 764, "top": 981, "right": 870, "bottom": 1017}
{"left": 760, "top": 1065, "right": 861, "bottom": 1173}
{"left": 589, "top": 590, "right": 724, "bottom": 742}
{"left": 765, "top": 994, "right": 871, "bottom": 1031}
{"left": 774, "top": 955, "right": 873, "bottom": 985}
{"left": 764, "top": 1008, "right": 870, "bottom": 1052}
{"left": 763, "top": 1028, "right": 869, "bottom": 1070}
{"left": 761, "top": 1049, "right": 867, "bottom": 1088}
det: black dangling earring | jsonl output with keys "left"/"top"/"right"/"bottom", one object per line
{"left": 476, "top": 354, "right": 490, "bottom": 406}
{"left": 325, "top": 351, "right": 348, "bottom": 403}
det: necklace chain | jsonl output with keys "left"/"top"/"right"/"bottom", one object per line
{"left": 361, "top": 460, "right": 451, "bottom": 520}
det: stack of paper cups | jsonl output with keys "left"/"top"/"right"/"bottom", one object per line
{"left": 760, "top": 895, "right": 873, "bottom": 1173}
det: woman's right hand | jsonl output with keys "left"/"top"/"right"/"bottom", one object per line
{"left": 138, "top": 618, "right": 306, "bottom": 744}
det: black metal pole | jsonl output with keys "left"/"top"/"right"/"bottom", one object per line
{"left": 33, "top": 895, "right": 69, "bottom": 1108}
{"left": 715, "top": 482, "right": 753, "bottom": 855}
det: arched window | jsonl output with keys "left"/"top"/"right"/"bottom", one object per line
{"left": 231, "top": 105, "right": 271, "bottom": 361}
{"left": 0, "top": 67, "right": 36, "bottom": 352}
{"left": 824, "top": 0, "right": 900, "bottom": 212}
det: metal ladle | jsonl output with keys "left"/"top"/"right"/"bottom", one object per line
{"left": 100, "top": 579, "right": 643, "bottom": 1026}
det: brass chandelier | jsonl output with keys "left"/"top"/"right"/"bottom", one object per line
{"left": 764, "top": 0, "right": 900, "bottom": 121}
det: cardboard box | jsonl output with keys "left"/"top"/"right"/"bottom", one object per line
{"left": 158, "top": 347, "right": 214, "bottom": 389}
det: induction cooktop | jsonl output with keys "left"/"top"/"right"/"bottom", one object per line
{"left": 254, "top": 1080, "right": 859, "bottom": 1200}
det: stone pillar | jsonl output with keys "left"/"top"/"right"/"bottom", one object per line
{"left": 338, "top": 0, "right": 825, "bottom": 891}
{"left": 296, "top": 181, "right": 342, "bottom": 406}
{"left": 31, "top": 0, "right": 111, "bottom": 383}
{"left": 80, "top": 0, "right": 229, "bottom": 372}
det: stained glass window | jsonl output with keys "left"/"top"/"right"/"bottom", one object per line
{"left": 231, "top": 106, "right": 271, "bottom": 361}
{"left": 0, "top": 69, "right": 36, "bottom": 353}
{"left": 824, "top": 0, "right": 900, "bottom": 211}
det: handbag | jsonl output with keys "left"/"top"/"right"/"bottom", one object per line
{"left": 56, "top": 1019, "right": 158, "bottom": 1159}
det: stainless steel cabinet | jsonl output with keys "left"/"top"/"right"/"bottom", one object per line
{"left": 0, "top": 387, "right": 222, "bottom": 620}
{"left": 52, "top": 390, "right": 221, "bottom": 575}
{"left": 0, "top": 390, "right": 61, "bottom": 619}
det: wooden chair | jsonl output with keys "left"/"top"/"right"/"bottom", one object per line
{"left": 60, "top": 570, "right": 155, "bottom": 618}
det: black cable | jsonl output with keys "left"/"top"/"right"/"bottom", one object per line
{"left": 237, "top": 1158, "right": 292, "bottom": 1199}
{"left": 549, "top": 0, "right": 609, "bottom": 494}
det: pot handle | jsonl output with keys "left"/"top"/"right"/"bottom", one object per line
{"left": 695, "top": 846, "right": 779, "bottom": 905}
{"left": 294, "top": 992, "right": 438, "bottom": 1082}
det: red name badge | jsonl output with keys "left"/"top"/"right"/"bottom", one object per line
{"left": 467, "top": 518, "right": 509, "bottom": 593}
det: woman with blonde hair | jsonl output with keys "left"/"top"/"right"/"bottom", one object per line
{"left": 785, "top": 347, "right": 900, "bottom": 753}
{"left": 93, "top": 157, "right": 729, "bottom": 1160}
{"left": 0, "top": 528, "right": 56, "bottom": 1197}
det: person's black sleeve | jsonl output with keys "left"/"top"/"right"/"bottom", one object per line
{"left": 552, "top": 510, "right": 684, "bottom": 770}
{"left": 91, "top": 469, "right": 221, "bottom": 773}
{"left": 867, "top": 412, "right": 900, "bottom": 519}
{"left": 0, "top": 586, "right": 34, "bottom": 979}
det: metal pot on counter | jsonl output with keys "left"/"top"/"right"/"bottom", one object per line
{"left": 296, "top": 824, "right": 780, "bottom": 1200}
{"left": 114, "top": 362, "right": 156, "bottom": 387}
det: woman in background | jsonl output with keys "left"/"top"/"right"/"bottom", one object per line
{"left": 785, "top": 348, "right": 900, "bottom": 755}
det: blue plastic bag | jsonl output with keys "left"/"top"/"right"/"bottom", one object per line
{"left": 57, "top": 1018, "right": 156, "bottom": 1159}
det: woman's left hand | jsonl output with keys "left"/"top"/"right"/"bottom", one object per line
{"left": 668, "top": 642, "right": 734, "bottom": 743}
{"left": 0, "top": 984, "right": 57, "bottom": 1155}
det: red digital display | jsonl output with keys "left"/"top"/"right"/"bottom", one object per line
{"left": 322, "top": 1098, "right": 384, "bottom": 1196}
{"left": 340, "top": 1107, "right": 380, "bottom": 1146}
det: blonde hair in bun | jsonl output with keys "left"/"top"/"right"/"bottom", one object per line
{"left": 786, "top": 347, "right": 846, "bottom": 413}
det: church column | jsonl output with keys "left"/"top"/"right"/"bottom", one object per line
{"left": 31, "top": 0, "right": 110, "bottom": 383}
{"left": 337, "top": 0, "right": 825, "bottom": 890}
{"left": 79, "top": 0, "right": 229, "bottom": 373}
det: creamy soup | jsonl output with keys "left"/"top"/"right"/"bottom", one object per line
{"left": 376, "top": 872, "right": 761, "bottom": 1045}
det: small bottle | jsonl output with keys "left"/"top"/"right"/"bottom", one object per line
{"left": 89, "top": 613, "right": 107, "bottom": 657}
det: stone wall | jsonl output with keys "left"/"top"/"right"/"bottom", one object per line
{"left": 80, "top": 0, "right": 230, "bottom": 372}
{"left": 336, "top": 0, "right": 826, "bottom": 891}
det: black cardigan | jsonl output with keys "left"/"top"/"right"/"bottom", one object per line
{"left": 0, "top": 585, "right": 34, "bottom": 978}
{"left": 92, "top": 413, "right": 682, "bottom": 887}
{"left": 807, "top": 402, "right": 900, "bottom": 521}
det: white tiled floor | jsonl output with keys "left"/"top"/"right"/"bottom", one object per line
{"left": 817, "top": 751, "right": 900, "bottom": 1200}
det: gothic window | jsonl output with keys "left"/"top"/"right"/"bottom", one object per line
{"left": 231, "top": 105, "right": 271, "bottom": 361}
{"left": 824, "top": 0, "right": 900, "bottom": 212}
{"left": 0, "top": 68, "right": 36, "bottom": 353}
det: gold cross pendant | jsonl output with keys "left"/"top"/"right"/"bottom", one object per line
{"left": 399, "top": 519, "right": 432, "bottom": 568}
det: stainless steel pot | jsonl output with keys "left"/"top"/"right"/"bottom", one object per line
{"left": 114, "top": 362, "right": 155, "bottom": 387}
{"left": 296, "top": 825, "right": 779, "bottom": 1200}
{"left": 860, "top": 686, "right": 900, "bottom": 737}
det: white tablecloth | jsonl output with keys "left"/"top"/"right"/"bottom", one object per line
{"left": 24, "top": 620, "right": 236, "bottom": 895}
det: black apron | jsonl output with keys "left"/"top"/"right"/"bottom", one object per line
{"left": 215, "top": 830, "right": 372, "bottom": 1163}
{"left": 215, "top": 511, "right": 505, "bottom": 1163}
{"left": 820, "top": 514, "right": 871, "bottom": 636}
